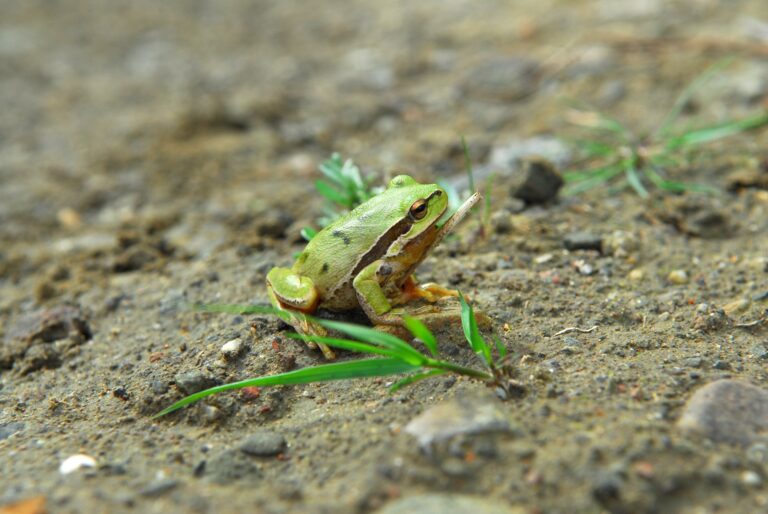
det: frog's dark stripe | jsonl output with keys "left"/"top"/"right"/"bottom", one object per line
{"left": 321, "top": 263, "right": 329, "bottom": 274}
{"left": 331, "top": 230, "right": 351, "bottom": 245}
{"left": 324, "top": 216, "right": 412, "bottom": 300}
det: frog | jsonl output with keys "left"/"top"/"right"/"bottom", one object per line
{"left": 267, "top": 174, "right": 481, "bottom": 358}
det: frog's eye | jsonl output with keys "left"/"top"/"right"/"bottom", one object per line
{"left": 409, "top": 199, "right": 429, "bottom": 221}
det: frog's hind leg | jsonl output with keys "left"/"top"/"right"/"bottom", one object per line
{"left": 266, "top": 268, "right": 336, "bottom": 359}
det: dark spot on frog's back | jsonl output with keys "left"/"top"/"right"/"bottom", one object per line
{"left": 321, "top": 263, "right": 329, "bottom": 274}
{"left": 332, "top": 230, "right": 351, "bottom": 245}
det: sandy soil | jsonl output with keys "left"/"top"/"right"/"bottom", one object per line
{"left": 1, "top": 1, "right": 768, "bottom": 513}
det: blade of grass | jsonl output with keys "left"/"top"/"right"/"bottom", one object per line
{"left": 316, "top": 319, "right": 428, "bottom": 365}
{"left": 625, "top": 163, "right": 649, "bottom": 198}
{"left": 645, "top": 165, "right": 718, "bottom": 194}
{"left": 283, "top": 333, "right": 403, "bottom": 359}
{"left": 318, "top": 153, "right": 344, "bottom": 182}
{"left": 403, "top": 316, "right": 439, "bottom": 358}
{"left": 665, "top": 112, "right": 768, "bottom": 149}
{"left": 315, "top": 180, "right": 352, "bottom": 209}
{"left": 461, "top": 136, "right": 475, "bottom": 193}
{"left": 154, "top": 358, "right": 420, "bottom": 418}
{"left": 300, "top": 227, "right": 317, "bottom": 241}
{"left": 458, "top": 292, "right": 491, "bottom": 366}
{"left": 562, "top": 162, "right": 625, "bottom": 195}
{"left": 389, "top": 369, "right": 449, "bottom": 393}
{"left": 493, "top": 335, "right": 507, "bottom": 359}
{"left": 657, "top": 58, "right": 734, "bottom": 137}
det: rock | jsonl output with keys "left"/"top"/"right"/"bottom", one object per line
{"left": 563, "top": 231, "right": 603, "bottom": 252}
{"left": 677, "top": 379, "right": 768, "bottom": 446}
{"left": 0, "top": 422, "right": 24, "bottom": 441}
{"left": 375, "top": 494, "right": 524, "bottom": 514}
{"left": 666, "top": 270, "right": 689, "bottom": 285}
{"left": 6, "top": 306, "right": 91, "bottom": 345}
{"left": 462, "top": 56, "right": 539, "bottom": 101}
{"left": 628, "top": 268, "right": 645, "bottom": 281}
{"left": 723, "top": 298, "right": 750, "bottom": 316}
{"left": 404, "top": 394, "right": 512, "bottom": 449}
{"left": 139, "top": 478, "right": 179, "bottom": 497}
{"left": 174, "top": 371, "right": 218, "bottom": 395}
{"left": 59, "top": 454, "right": 97, "bottom": 474}
{"left": 239, "top": 431, "right": 286, "bottom": 457}
{"left": 750, "top": 344, "right": 768, "bottom": 360}
{"left": 17, "top": 344, "right": 61, "bottom": 375}
{"left": 220, "top": 338, "right": 244, "bottom": 359}
{"left": 488, "top": 136, "right": 572, "bottom": 172}
{"left": 256, "top": 210, "right": 294, "bottom": 239}
{"left": 601, "top": 230, "right": 639, "bottom": 257}
{"left": 205, "top": 449, "right": 262, "bottom": 484}
{"left": 509, "top": 158, "right": 563, "bottom": 204}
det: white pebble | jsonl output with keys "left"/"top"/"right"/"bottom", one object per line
{"left": 220, "top": 338, "right": 243, "bottom": 358}
{"left": 59, "top": 454, "right": 97, "bottom": 474}
{"left": 742, "top": 470, "right": 762, "bottom": 486}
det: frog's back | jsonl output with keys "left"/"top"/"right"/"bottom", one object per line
{"left": 292, "top": 198, "right": 396, "bottom": 309}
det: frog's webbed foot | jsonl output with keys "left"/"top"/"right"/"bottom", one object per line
{"left": 266, "top": 267, "right": 336, "bottom": 359}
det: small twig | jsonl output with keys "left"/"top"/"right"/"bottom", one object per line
{"left": 553, "top": 326, "right": 598, "bottom": 336}
{"left": 734, "top": 317, "right": 766, "bottom": 328}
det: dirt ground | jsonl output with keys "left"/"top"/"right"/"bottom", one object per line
{"left": 2, "top": 1, "right": 768, "bottom": 513}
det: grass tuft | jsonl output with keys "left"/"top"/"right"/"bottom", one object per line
{"left": 154, "top": 297, "right": 517, "bottom": 418}
{"left": 564, "top": 60, "right": 768, "bottom": 197}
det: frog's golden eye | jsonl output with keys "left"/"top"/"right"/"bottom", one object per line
{"left": 409, "top": 199, "right": 429, "bottom": 221}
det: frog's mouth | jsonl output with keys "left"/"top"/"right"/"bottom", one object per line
{"left": 434, "top": 192, "right": 482, "bottom": 245}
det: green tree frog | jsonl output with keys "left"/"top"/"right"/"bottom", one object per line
{"left": 267, "top": 175, "right": 480, "bottom": 358}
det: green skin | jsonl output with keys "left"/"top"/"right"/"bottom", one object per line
{"left": 267, "top": 175, "right": 455, "bottom": 358}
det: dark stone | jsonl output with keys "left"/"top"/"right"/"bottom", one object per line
{"left": 677, "top": 379, "right": 768, "bottom": 446}
{"left": 239, "top": 431, "right": 287, "bottom": 457}
{"left": 563, "top": 232, "right": 603, "bottom": 252}
{"left": 509, "top": 158, "right": 563, "bottom": 204}
{"left": 18, "top": 344, "right": 61, "bottom": 375}
{"left": 174, "top": 371, "right": 218, "bottom": 395}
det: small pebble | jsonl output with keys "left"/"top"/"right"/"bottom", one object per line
{"left": 239, "top": 431, "right": 287, "bottom": 457}
{"left": 723, "top": 298, "right": 750, "bottom": 316}
{"left": 59, "top": 454, "right": 97, "bottom": 474}
{"left": 667, "top": 270, "right": 689, "bottom": 285}
{"left": 140, "top": 478, "right": 179, "bottom": 497}
{"left": 175, "top": 371, "right": 217, "bottom": 395}
{"left": 628, "top": 268, "right": 645, "bottom": 281}
{"left": 712, "top": 360, "right": 730, "bottom": 370}
{"left": 742, "top": 470, "right": 762, "bottom": 486}
{"left": 220, "top": 338, "right": 244, "bottom": 359}
{"left": 751, "top": 344, "right": 768, "bottom": 360}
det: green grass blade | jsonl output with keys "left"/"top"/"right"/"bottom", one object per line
{"left": 283, "top": 333, "right": 402, "bottom": 359}
{"left": 315, "top": 179, "right": 352, "bottom": 208}
{"left": 300, "top": 227, "right": 317, "bottom": 241}
{"left": 657, "top": 58, "right": 734, "bottom": 137}
{"left": 461, "top": 136, "right": 475, "bottom": 193}
{"left": 562, "top": 162, "right": 625, "bottom": 195}
{"left": 625, "top": 164, "right": 649, "bottom": 198}
{"left": 389, "top": 369, "right": 448, "bottom": 393}
{"left": 403, "top": 316, "right": 439, "bottom": 357}
{"left": 571, "top": 139, "right": 617, "bottom": 158}
{"left": 493, "top": 335, "right": 507, "bottom": 359}
{"left": 458, "top": 293, "right": 491, "bottom": 366}
{"left": 316, "top": 319, "right": 427, "bottom": 365}
{"left": 645, "top": 165, "right": 718, "bottom": 194}
{"left": 154, "top": 358, "right": 419, "bottom": 417}
{"left": 318, "top": 153, "right": 345, "bottom": 183}
{"left": 666, "top": 112, "right": 768, "bottom": 149}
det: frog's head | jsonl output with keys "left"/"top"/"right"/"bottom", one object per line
{"left": 384, "top": 174, "right": 448, "bottom": 255}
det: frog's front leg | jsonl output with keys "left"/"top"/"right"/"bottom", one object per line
{"left": 399, "top": 275, "right": 459, "bottom": 303}
{"left": 352, "top": 260, "right": 407, "bottom": 326}
{"left": 266, "top": 267, "right": 336, "bottom": 359}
